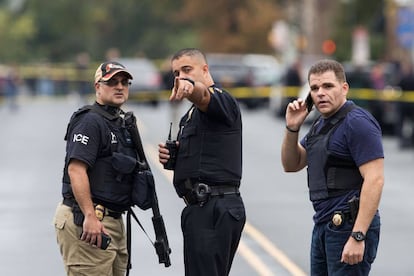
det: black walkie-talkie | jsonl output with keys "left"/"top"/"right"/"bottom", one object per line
{"left": 163, "top": 122, "right": 177, "bottom": 170}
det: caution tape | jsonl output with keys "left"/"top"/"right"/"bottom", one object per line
{"left": 3, "top": 62, "right": 414, "bottom": 103}
{"left": 225, "top": 86, "right": 414, "bottom": 103}
{"left": 2, "top": 84, "right": 414, "bottom": 104}
{"left": 88, "top": 86, "right": 414, "bottom": 103}
{"left": 17, "top": 64, "right": 95, "bottom": 82}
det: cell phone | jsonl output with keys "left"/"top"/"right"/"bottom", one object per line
{"left": 305, "top": 92, "right": 313, "bottom": 112}
{"left": 99, "top": 233, "right": 111, "bottom": 250}
{"left": 80, "top": 232, "right": 111, "bottom": 250}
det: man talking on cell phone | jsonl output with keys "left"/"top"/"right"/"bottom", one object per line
{"left": 281, "top": 59, "right": 384, "bottom": 275}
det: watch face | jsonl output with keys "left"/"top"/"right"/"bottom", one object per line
{"left": 352, "top": 231, "right": 365, "bottom": 241}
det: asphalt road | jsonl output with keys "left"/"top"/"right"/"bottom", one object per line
{"left": 0, "top": 96, "right": 413, "bottom": 275}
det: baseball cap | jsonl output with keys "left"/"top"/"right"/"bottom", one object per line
{"left": 94, "top": 61, "right": 133, "bottom": 84}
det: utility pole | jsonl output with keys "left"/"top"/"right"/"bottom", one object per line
{"left": 300, "top": 0, "right": 337, "bottom": 57}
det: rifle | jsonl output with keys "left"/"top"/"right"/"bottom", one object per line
{"left": 124, "top": 112, "right": 171, "bottom": 271}
{"left": 151, "top": 188, "right": 171, "bottom": 267}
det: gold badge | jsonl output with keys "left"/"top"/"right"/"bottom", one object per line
{"left": 332, "top": 213, "right": 343, "bottom": 226}
{"left": 95, "top": 205, "right": 105, "bottom": 221}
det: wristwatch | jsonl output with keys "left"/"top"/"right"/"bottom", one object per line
{"left": 351, "top": 231, "right": 366, "bottom": 242}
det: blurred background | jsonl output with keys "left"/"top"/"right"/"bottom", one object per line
{"left": 1, "top": 0, "right": 414, "bottom": 145}
{"left": 1, "top": 0, "right": 414, "bottom": 275}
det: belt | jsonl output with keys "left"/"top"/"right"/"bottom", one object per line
{"left": 62, "top": 198, "right": 123, "bottom": 219}
{"left": 332, "top": 210, "right": 354, "bottom": 226}
{"left": 210, "top": 185, "right": 240, "bottom": 196}
{"left": 183, "top": 184, "right": 240, "bottom": 206}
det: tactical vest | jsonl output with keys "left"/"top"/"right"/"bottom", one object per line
{"left": 173, "top": 104, "right": 242, "bottom": 196}
{"left": 306, "top": 103, "right": 363, "bottom": 201}
{"left": 62, "top": 104, "right": 138, "bottom": 210}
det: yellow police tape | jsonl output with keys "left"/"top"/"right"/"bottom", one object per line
{"left": 2, "top": 85, "right": 414, "bottom": 104}
{"left": 3, "top": 62, "right": 414, "bottom": 103}
{"left": 127, "top": 86, "right": 414, "bottom": 103}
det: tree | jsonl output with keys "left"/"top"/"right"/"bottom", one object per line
{"left": 332, "top": 0, "right": 386, "bottom": 61}
{"left": 0, "top": 7, "right": 36, "bottom": 62}
{"left": 4, "top": 0, "right": 387, "bottom": 63}
{"left": 177, "top": 0, "right": 282, "bottom": 54}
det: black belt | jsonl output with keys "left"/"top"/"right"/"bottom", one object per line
{"left": 62, "top": 197, "right": 123, "bottom": 219}
{"left": 183, "top": 184, "right": 240, "bottom": 206}
{"left": 105, "top": 209, "right": 123, "bottom": 219}
{"left": 209, "top": 185, "right": 240, "bottom": 196}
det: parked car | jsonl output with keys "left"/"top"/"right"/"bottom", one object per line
{"left": 206, "top": 53, "right": 283, "bottom": 109}
{"left": 115, "top": 57, "right": 162, "bottom": 106}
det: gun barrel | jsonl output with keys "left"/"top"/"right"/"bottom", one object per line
{"left": 152, "top": 214, "right": 171, "bottom": 267}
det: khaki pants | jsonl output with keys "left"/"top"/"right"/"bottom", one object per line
{"left": 53, "top": 203, "right": 128, "bottom": 276}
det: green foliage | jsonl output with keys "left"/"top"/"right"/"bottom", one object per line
{"left": 0, "top": 9, "right": 36, "bottom": 62}
{"left": 332, "top": 0, "right": 385, "bottom": 62}
{"left": 18, "top": 0, "right": 195, "bottom": 61}
{"left": 0, "top": 0, "right": 388, "bottom": 64}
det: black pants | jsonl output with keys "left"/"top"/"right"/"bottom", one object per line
{"left": 181, "top": 194, "right": 246, "bottom": 276}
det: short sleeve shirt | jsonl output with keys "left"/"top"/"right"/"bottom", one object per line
{"left": 300, "top": 101, "right": 384, "bottom": 223}
{"left": 65, "top": 111, "right": 113, "bottom": 168}
{"left": 173, "top": 86, "right": 242, "bottom": 190}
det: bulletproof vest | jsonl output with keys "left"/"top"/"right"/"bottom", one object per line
{"left": 305, "top": 103, "right": 363, "bottom": 201}
{"left": 173, "top": 104, "right": 242, "bottom": 196}
{"left": 62, "top": 104, "right": 138, "bottom": 210}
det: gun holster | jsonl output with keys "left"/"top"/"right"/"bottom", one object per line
{"left": 72, "top": 203, "right": 85, "bottom": 226}
{"left": 194, "top": 183, "right": 211, "bottom": 203}
{"left": 347, "top": 196, "right": 360, "bottom": 222}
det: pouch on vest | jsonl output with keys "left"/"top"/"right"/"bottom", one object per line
{"left": 112, "top": 152, "right": 137, "bottom": 181}
{"left": 132, "top": 169, "right": 155, "bottom": 210}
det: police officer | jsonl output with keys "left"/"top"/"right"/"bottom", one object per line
{"left": 53, "top": 61, "right": 138, "bottom": 276}
{"left": 158, "top": 48, "right": 246, "bottom": 276}
{"left": 281, "top": 59, "right": 384, "bottom": 275}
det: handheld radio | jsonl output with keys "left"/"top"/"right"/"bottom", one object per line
{"left": 163, "top": 122, "right": 177, "bottom": 170}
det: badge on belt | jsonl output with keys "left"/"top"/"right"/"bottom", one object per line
{"left": 95, "top": 204, "right": 105, "bottom": 221}
{"left": 332, "top": 211, "right": 343, "bottom": 226}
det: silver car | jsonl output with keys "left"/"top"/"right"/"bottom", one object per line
{"left": 116, "top": 57, "right": 162, "bottom": 106}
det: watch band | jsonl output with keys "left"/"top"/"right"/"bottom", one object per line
{"left": 351, "top": 231, "right": 366, "bottom": 241}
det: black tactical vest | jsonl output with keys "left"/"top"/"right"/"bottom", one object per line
{"left": 173, "top": 103, "right": 242, "bottom": 196}
{"left": 305, "top": 103, "right": 363, "bottom": 201}
{"left": 62, "top": 104, "right": 138, "bottom": 211}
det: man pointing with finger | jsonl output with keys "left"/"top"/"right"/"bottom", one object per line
{"left": 158, "top": 48, "right": 246, "bottom": 276}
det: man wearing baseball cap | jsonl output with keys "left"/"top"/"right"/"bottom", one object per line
{"left": 53, "top": 61, "right": 144, "bottom": 275}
